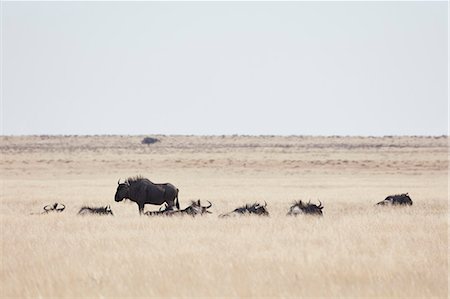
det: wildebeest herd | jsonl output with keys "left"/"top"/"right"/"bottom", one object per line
{"left": 32, "top": 176, "right": 414, "bottom": 216}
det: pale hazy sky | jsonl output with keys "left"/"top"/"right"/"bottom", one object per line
{"left": 2, "top": 1, "right": 448, "bottom": 135}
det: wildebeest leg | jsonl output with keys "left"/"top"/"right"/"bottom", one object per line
{"left": 165, "top": 199, "right": 175, "bottom": 211}
{"left": 138, "top": 203, "right": 145, "bottom": 215}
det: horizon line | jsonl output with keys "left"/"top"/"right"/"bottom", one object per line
{"left": 1, "top": 133, "right": 448, "bottom": 138}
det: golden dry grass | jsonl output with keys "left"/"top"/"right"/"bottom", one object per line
{"left": 0, "top": 135, "right": 448, "bottom": 298}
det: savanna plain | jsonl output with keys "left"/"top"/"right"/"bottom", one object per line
{"left": 0, "top": 135, "right": 448, "bottom": 298}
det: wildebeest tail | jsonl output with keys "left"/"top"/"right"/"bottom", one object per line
{"left": 175, "top": 188, "right": 180, "bottom": 210}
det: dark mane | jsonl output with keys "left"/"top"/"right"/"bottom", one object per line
{"left": 292, "top": 200, "right": 322, "bottom": 209}
{"left": 292, "top": 200, "right": 304, "bottom": 207}
{"left": 236, "top": 203, "right": 258, "bottom": 210}
{"left": 385, "top": 193, "right": 410, "bottom": 200}
{"left": 234, "top": 203, "right": 250, "bottom": 211}
{"left": 78, "top": 205, "right": 113, "bottom": 215}
{"left": 393, "top": 193, "right": 409, "bottom": 197}
{"left": 80, "top": 205, "right": 107, "bottom": 210}
{"left": 126, "top": 176, "right": 152, "bottom": 184}
{"left": 190, "top": 200, "right": 200, "bottom": 206}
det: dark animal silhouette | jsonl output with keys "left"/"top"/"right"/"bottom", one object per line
{"left": 145, "top": 200, "right": 212, "bottom": 217}
{"left": 376, "top": 193, "right": 413, "bottom": 206}
{"left": 219, "top": 202, "right": 269, "bottom": 217}
{"left": 78, "top": 205, "right": 114, "bottom": 216}
{"left": 287, "top": 200, "right": 323, "bottom": 216}
{"left": 114, "top": 176, "right": 179, "bottom": 214}
{"left": 141, "top": 137, "right": 159, "bottom": 145}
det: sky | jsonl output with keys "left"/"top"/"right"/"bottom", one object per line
{"left": 2, "top": 1, "right": 448, "bottom": 136}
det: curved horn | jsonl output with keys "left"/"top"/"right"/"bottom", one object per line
{"left": 118, "top": 179, "right": 121, "bottom": 185}
{"left": 204, "top": 201, "right": 212, "bottom": 209}
{"left": 318, "top": 200, "right": 323, "bottom": 209}
{"left": 264, "top": 201, "right": 267, "bottom": 207}
{"left": 56, "top": 203, "right": 65, "bottom": 211}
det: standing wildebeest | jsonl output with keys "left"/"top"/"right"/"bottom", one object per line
{"left": 219, "top": 202, "right": 269, "bottom": 217}
{"left": 287, "top": 200, "right": 323, "bottom": 216}
{"left": 145, "top": 200, "right": 212, "bottom": 217}
{"left": 78, "top": 205, "right": 114, "bottom": 216}
{"left": 114, "top": 176, "right": 179, "bottom": 214}
{"left": 376, "top": 193, "right": 413, "bottom": 206}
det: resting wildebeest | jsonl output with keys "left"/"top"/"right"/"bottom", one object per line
{"left": 376, "top": 193, "right": 413, "bottom": 206}
{"left": 287, "top": 200, "right": 323, "bottom": 216}
{"left": 145, "top": 200, "right": 212, "bottom": 217}
{"left": 78, "top": 205, "right": 114, "bottom": 216}
{"left": 43, "top": 203, "right": 65, "bottom": 214}
{"left": 114, "top": 176, "right": 179, "bottom": 214}
{"left": 179, "top": 200, "right": 212, "bottom": 216}
{"left": 144, "top": 205, "right": 172, "bottom": 216}
{"left": 219, "top": 202, "right": 269, "bottom": 217}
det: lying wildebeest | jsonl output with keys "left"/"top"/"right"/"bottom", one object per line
{"left": 144, "top": 205, "right": 171, "bottom": 216}
{"left": 41, "top": 202, "right": 65, "bottom": 214}
{"left": 78, "top": 205, "right": 114, "bottom": 216}
{"left": 145, "top": 200, "right": 212, "bottom": 217}
{"left": 219, "top": 202, "right": 269, "bottom": 217}
{"left": 287, "top": 200, "right": 323, "bottom": 216}
{"left": 114, "top": 176, "right": 179, "bottom": 215}
{"left": 376, "top": 193, "right": 413, "bottom": 206}
{"left": 179, "top": 200, "right": 212, "bottom": 216}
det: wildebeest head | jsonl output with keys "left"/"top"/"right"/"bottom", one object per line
{"left": 376, "top": 193, "right": 413, "bottom": 206}
{"left": 43, "top": 202, "right": 65, "bottom": 213}
{"left": 184, "top": 200, "right": 212, "bottom": 216}
{"left": 247, "top": 202, "right": 269, "bottom": 216}
{"left": 287, "top": 200, "right": 323, "bottom": 216}
{"left": 220, "top": 201, "right": 269, "bottom": 217}
{"left": 115, "top": 179, "right": 130, "bottom": 202}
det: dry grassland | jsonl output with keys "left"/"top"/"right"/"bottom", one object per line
{"left": 0, "top": 135, "right": 448, "bottom": 298}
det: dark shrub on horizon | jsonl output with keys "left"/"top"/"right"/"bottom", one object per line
{"left": 141, "top": 137, "right": 160, "bottom": 145}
